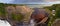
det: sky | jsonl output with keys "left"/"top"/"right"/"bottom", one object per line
{"left": 0, "top": 0, "right": 14, "bottom": 3}
{"left": 0, "top": 0, "right": 60, "bottom": 4}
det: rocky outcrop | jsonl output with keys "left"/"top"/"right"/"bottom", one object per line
{"left": 4, "top": 6, "right": 33, "bottom": 26}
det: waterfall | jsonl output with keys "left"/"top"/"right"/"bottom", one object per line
{"left": 0, "top": 20, "right": 11, "bottom": 26}
{"left": 29, "top": 19, "right": 35, "bottom": 26}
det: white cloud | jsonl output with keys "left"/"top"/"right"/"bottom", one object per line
{"left": 0, "top": 0, "right": 14, "bottom": 3}
{"left": 0, "top": 0, "right": 60, "bottom": 4}
{"left": 43, "top": 0, "right": 60, "bottom": 2}
{"left": 48, "top": 1, "right": 60, "bottom": 4}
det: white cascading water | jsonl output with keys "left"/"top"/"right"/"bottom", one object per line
{"left": 0, "top": 20, "right": 11, "bottom": 26}
{"left": 29, "top": 19, "right": 35, "bottom": 26}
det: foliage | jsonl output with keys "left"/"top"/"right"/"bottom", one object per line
{"left": 11, "top": 13, "right": 24, "bottom": 21}
{"left": 0, "top": 3, "right": 24, "bottom": 21}
{"left": 44, "top": 4, "right": 60, "bottom": 26}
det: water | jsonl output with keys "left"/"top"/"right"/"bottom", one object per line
{"left": 0, "top": 20, "right": 11, "bottom": 26}
{"left": 29, "top": 19, "right": 35, "bottom": 26}
{"left": 0, "top": 19, "right": 35, "bottom": 26}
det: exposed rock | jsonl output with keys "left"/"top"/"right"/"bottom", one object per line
{"left": 5, "top": 6, "right": 16, "bottom": 13}
{"left": 5, "top": 6, "right": 33, "bottom": 26}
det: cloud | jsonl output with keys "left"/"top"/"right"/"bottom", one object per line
{"left": 0, "top": 0, "right": 60, "bottom": 4}
{"left": 11, "top": 0, "right": 60, "bottom": 4}
{"left": 43, "top": 0, "right": 60, "bottom": 2}
{"left": 0, "top": 0, "right": 14, "bottom": 3}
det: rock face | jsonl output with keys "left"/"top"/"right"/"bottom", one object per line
{"left": 4, "top": 6, "right": 33, "bottom": 26}
{"left": 31, "top": 8, "right": 49, "bottom": 26}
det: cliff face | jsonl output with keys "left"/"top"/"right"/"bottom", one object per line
{"left": 1, "top": 6, "right": 33, "bottom": 26}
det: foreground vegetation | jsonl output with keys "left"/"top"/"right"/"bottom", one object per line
{"left": 44, "top": 4, "right": 60, "bottom": 26}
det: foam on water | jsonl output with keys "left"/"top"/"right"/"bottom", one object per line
{"left": 0, "top": 20, "right": 11, "bottom": 26}
{"left": 29, "top": 19, "right": 35, "bottom": 26}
